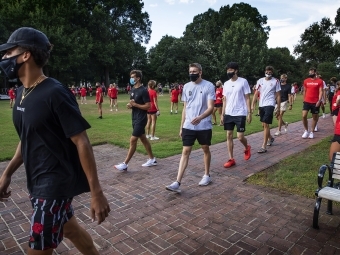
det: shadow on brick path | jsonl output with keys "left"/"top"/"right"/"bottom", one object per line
{"left": 1, "top": 115, "right": 340, "bottom": 254}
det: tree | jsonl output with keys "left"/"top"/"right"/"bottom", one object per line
{"left": 219, "top": 17, "right": 268, "bottom": 83}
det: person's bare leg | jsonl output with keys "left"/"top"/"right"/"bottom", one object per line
{"left": 201, "top": 145, "right": 211, "bottom": 176}
{"left": 329, "top": 142, "right": 340, "bottom": 161}
{"left": 140, "top": 134, "right": 154, "bottom": 158}
{"left": 151, "top": 115, "right": 157, "bottom": 137}
{"left": 226, "top": 130, "right": 234, "bottom": 159}
{"left": 124, "top": 136, "right": 138, "bottom": 164}
{"left": 262, "top": 123, "right": 270, "bottom": 149}
{"left": 277, "top": 112, "right": 283, "bottom": 132}
{"left": 212, "top": 108, "right": 217, "bottom": 124}
{"left": 145, "top": 115, "right": 151, "bottom": 136}
{"left": 176, "top": 146, "right": 192, "bottom": 182}
{"left": 63, "top": 216, "right": 99, "bottom": 255}
{"left": 302, "top": 110, "right": 308, "bottom": 131}
{"left": 237, "top": 132, "right": 247, "bottom": 148}
{"left": 311, "top": 114, "right": 319, "bottom": 132}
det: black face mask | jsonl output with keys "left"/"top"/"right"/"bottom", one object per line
{"left": 0, "top": 53, "right": 25, "bottom": 80}
{"left": 189, "top": 73, "right": 200, "bottom": 82}
{"left": 227, "top": 72, "right": 235, "bottom": 79}
{"left": 309, "top": 74, "right": 316, "bottom": 78}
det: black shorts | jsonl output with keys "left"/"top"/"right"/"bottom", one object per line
{"left": 29, "top": 197, "right": 74, "bottom": 250}
{"left": 214, "top": 103, "right": 223, "bottom": 108}
{"left": 331, "top": 134, "right": 340, "bottom": 144}
{"left": 303, "top": 102, "right": 320, "bottom": 114}
{"left": 223, "top": 115, "right": 246, "bottom": 132}
{"left": 182, "top": 128, "right": 212, "bottom": 146}
{"left": 333, "top": 108, "right": 339, "bottom": 116}
{"left": 259, "top": 106, "right": 275, "bottom": 124}
{"left": 132, "top": 121, "right": 147, "bottom": 137}
{"left": 110, "top": 97, "right": 117, "bottom": 100}
{"left": 147, "top": 111, "right": 157, "bottom": 115}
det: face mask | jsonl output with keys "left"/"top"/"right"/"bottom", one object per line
{"left": 189, "top": 73, "right": 200, "bottom": 82}
{"left": 227, "top": 72, "right": 235, "bottom": 79}
{"left": 280, "top": 79, "right": 286, "bottom": 83}
{"left": 309, "top": 74, "right": 315, "bottom": 78}
{"left": 265, "top": 73, "right": 272, "bottom": 78}
{"left": 0, "top": 53, "right": 25, "bottom": 80}
{"left": 130, "top": 78, "right": 136, "bottom": 85}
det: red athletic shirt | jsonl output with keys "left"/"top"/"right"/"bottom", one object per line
{"left": 80, "top": 87, "right": 87, "bottom": 97}
{"left": 303, "top": 78, "right": 323, "bottom": 104}
{"left": 96, "top": 87, "right": 103, "bottom": 103}
{"left": 332, "top": 90, "right": 340, "bottom": 111}
{"left": 70, "top": 88, "right": 76, "bottom": 96}
{"left": 148, "top": 89, "right": 158, "bottom": 112}
{"left": 335, "top": 113, "right": 340, "bottom": 135}
{"left": 111, "top": 87, "right": 118, "bottom": 98}
{"left": 8, "top": 89, "right": 15, "bottom": 99}
{"left": 171, "top": 89, "right": 180, "bottom": 102}
{"left": 215, "top": 87, "right": 223, "bottom": 104}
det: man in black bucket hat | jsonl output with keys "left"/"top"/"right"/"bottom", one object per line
{"left": 0, "top": 27, "right": 110, "bottom": 255}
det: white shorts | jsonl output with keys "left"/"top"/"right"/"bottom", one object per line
{"left": 274, "top": 101, "right": 288, "bottom": 113}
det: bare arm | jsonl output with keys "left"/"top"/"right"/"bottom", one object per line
{"left": 70, "top": 131, "right": 110, "bottom": 224}
{"left": 179, "top": 102, "right": 186, "bottom": 136}
{"left": 130, "top": 101, "right": 150, "bottom": 111}
{"left": 221, "top": 96, "right": 226, "bottom": 124}
{"left": 251, "top": 90, "right": 259, "bottom": 112}
{"left": 245, "top": 94, "right": 252, "bottom": 124}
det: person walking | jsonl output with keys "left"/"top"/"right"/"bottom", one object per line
{"left": 221, "top": 62, "right": 252, "bottom": 168}
{"left": 95, "top": 82, "right": 103, "bottom": 119}
{"left": 114, "top": 70, "right": 157, "bottom": 171}
{"left": 274, "top": 74, "right": 292, "bottom": 136}
{"left": 301, "top": 67, "right": 324, "bottom": 139}
{"left": 146, "top": 80, "right": 160, "bottom": 140}
{"left": 212, "top": 80, "right": 223, "bottom": 125}
{"left": 0, "top": 27, "right": 110, "bottom": 255}
{"left": 251, "top": 66, "right": 281, "bottom": 153}
{"left": 166, "top": 63, "right": 215, "bottom": 192}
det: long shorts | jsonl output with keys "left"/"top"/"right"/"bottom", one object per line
{"left": 182, "top": 128, "right": 212, "bottom": 146}
{"left": 259, "top": 106, "right": 275, "bottom": 124}
{"left": 332, "top": 108, "right": 339, "bottom": 116}
{"left": 303, "top": 102, "right": 320, "bottom": 114}
{"left": 132, "top": 121, "right": 147, "bottom": 137}
{"left": 274, "top": 101, "right": 288, "bottom": 113}
{"left": 331, "top": 134, "right": 340, "bottom": 144}
{"left": 29, "top": 197, "right": 74, "bottom": 250}
{"left": 223, "top": 115, "right": 246, "bottom": 132}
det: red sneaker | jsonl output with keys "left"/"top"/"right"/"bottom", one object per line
{"left": 224, "top": 159, "right": 236, "bottom": 168}
{"left": 244, "top": 145, "right": 251, "bottom": 160}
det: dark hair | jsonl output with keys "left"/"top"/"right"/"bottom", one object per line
{"left": 226, "top": 62, "right": 239, "bottom": 70}
{"left": 265, "top": 66, "right": 274, "bottom": 72}
{"left": 309, "top": 67, "right": 317, "bottom": 72}
{"left": 130, "top": 70, "right": 143, "bottom": 80}
{"left": 330, "top": 77, "right": 337, "bottom": 83}
{"left": 18, "top": 46, "right": 50, "bottom": 68}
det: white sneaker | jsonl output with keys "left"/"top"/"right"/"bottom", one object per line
{"left": 284, "top": 122, "right": 289, "bottom": 133}
{"left": 166, "top": 181, "right": 180, "bottom": 192}
{"left": 199, "top": 175, "right": 212, "bottom": 186}
{"left": 302, "top": 130, "right": 309, "bottom": 139}
{"left": 308, "top": 132, "right": 314, "bottom": 139}
{"left": 142, "top": 157, "right": 157, "bottom": 167}
{"left": 323, "top": 113, "right": 326, "bottom": 118}
{"left": 274, "top": 131, "right": 281, "bottom": 136}
{"left": 314, "top": 125, "right": 318, "bottom": 132}
{"left": 146, "top": 135, "right": 151, "bottom": 139}
{"left": 114, "top": 162, "right": 128, "bottom": 171}
{"left": 150, "top": 136, "right": 159, "bottom": 140}
{"left": 110, "top": 109, "right": 113, "bottom": 111}
{"left": 116, "top": 109, "right": 118, "bottom": 111}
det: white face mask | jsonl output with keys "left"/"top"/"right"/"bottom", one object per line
{"left": 265, "top": 73, "right": 272, "bottom": 78}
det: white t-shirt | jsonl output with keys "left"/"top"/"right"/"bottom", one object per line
{"left": 182, "top": 79, "right": 216, "bottom": 130}
{"left": 291, "top": 86, "right": 295, "bottom": 94}
{"left": 222, "top": 77, "right": 251, "bottom": 116}
{"left": 256, "top": 77, "right": 281, "bottom": 107}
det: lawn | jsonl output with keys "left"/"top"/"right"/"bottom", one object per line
{"left": 0, "top": 91, "right": 328, "bottom": 161}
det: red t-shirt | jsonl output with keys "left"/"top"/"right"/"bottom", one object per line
{"left": 111, "top": 87, "right": 118, "bottom": 98}
{"left": 8, "top": 89, "right": 15, "bottom": 99}
{"left": 303, "top": 78, "right": 323, "bottom": 104}
{"left": 70, "top": 88, "right": 76, "bottom": 96}
{"left": 335, "top": 113, "right": 340, "bottom": 135}
{"left": 171, "top": 89, "right": 180, "bottom": 103}
{"left": 332, "top": 91, "right": 340, "bottom": 111}
{"left": 96, "top": 87, "right": 103, "bottom": 103}
{"left": 80, "top": 87, "right": 87, "bottom": 97}
{"left": 215, "top": 88, "right": 223, "bottom": 104}
{"left": 148, "top": 89, "right": 158, "bottom": 112}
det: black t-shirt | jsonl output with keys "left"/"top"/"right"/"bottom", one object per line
{"left": 13, "top": 78, "right": 91, "bottom": 199}
{"left": 130, "top": 85, "right": 150, "bottom": 125}
{"left": 280, "top": 83, "right": 291, "bottom": 102}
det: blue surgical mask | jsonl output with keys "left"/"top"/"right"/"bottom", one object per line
{"left": 130, "top": 78, "right": 135, "bottom": 85}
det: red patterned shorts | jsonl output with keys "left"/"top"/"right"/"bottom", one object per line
{"left": 28, "top": 196, "right": 74, "bottom": 250}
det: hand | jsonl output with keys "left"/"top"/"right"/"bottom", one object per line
{"left": 179, "top": 129, "right": 182, "bottom": 137}
{"left": 316, "top": 101, "right": 321, "bottom": 107}
{"left": 156, "top": 111, "right": 160, "bottom": 116}
{"left": 95, "top": 102, "right": 98, "bottom": 104}
{"left": 275, "top": 110, "right": 280, "bottom": 118}
{"left": 0, "top": 175, "right": 12, "bottom": 202}
{"left": 220, "top": 116, "right": 224, "bottom": 125}
{"left": 129, "top": 99, "right": 136, "bottom": 107}
{"left": 247, "top": 113, "right": 252, "bottom": 124}
{"left": 126, "top": 103, "right": 132, "bottom": 109}
{"left": 90, "top": 192, "right": 111, "bottom": 224}
{"left": 191, "top": 116, "right": 202, "bottom": 125}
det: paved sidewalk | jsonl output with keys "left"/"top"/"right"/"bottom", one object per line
{"left": 1, "top": 116, "right": 340, "bottom": 254}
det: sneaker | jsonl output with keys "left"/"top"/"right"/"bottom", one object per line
{"left": 114, "top": 162, "right": 128, "bottom": 171}
{"left": 110, "top": 109, "right": 113, "bottom": 111}
{"left": 146, "top": 134, "right": 151, "bottom": 139}
{"left": 284, "top": 122, "right": 289, "bottom": 133}
{"left": 314, "top": 125, "right": 318, "bottom": 132}
{"left": 274, "top": 131, "right": 281, "bottom": 136}
{"left": 224, "top": 159, "right": 236, "bottom": 168}
{"left": 175, "top": 111, "right": 178, "bottom": 114}
{"left": 244, "top": 145, "right": 251, "bottom": 160}
{"left": 142, "top": 157, "right": 157, "bottom": 167}
{"left": 308, "top": 132, "right": 314, "bottom": 139}
{"left": 150, "top": 136, "right": 159, "bottom": 140}
{"left": 166, "top": 181, "right": 180, "bottom": 192}
{"left": 98, "top": 116, "right": 103, "bottom": 119}
{"left": 323, "top": 113, "right": 326, "bottom": 118}
{"left": 302, "top": 130, "right": 309, "bottom": 138}
{"left": 116, "top": 109, "right": 118, "bottom": 111}
{"left": 267, "top": 137, "right": 274, "bottom": 146}
{"left": 199, "top": 175, "right": 212, "bottom": 186}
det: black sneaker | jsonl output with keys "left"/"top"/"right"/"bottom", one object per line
{"left": 98, "top": 116, "right": 102, "bottom": 119}
{"left": 267, "top": 137, "right": 274, "bottom": 146}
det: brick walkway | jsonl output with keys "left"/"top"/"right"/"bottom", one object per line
{"left": 1, "top": 116, "right": 340, "bottom": 255}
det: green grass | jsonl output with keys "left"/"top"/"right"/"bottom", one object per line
{"left": 0, "top": 92, "right": 329, "bottom": 161}
{"left": 246, "top": 136, "right": 332, "bottom": 199}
